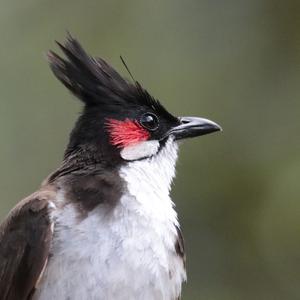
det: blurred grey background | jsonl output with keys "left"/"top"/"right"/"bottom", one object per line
{"left": 0, "top": 1, "right": 300, "bottom": 299}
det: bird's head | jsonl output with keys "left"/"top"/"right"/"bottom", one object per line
{"left": 48, "top": 35, "right": 221, "bottom": 167}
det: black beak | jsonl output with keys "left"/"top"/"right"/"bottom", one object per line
{"left": 167, "top": 116, "right": 222, "bottom": 140}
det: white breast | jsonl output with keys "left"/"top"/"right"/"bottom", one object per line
{"left": 34, "top": 138, "right": 186, "bottom": 300}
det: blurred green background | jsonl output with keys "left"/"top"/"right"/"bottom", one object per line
{"left": 0, "top": 1, "right": 300, "bottom": 299}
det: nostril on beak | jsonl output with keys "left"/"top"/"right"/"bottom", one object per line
{"left": 179, "top": 117, "right": 190, "bottom": 124}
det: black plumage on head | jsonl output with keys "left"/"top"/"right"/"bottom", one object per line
{"left": 48, "top": 33, "right": 173, "bottom": 119}
{"left": 47, "top": 34, "right": 179, "bottom": 170}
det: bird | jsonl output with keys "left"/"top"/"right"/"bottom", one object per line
{"left": 0, "top": 34, "right": 221, "bottom": 300}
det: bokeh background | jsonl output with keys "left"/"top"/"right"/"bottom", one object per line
{"left": 0, "top": 1, "right": 300, "bottom": 299}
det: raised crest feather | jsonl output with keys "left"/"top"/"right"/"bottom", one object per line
{"left": 47, "top": 33, "right": 173, "bottom": 119}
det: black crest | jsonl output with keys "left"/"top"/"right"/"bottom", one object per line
{"left": 48, "top": 33, "right": 172, "bottom": 117}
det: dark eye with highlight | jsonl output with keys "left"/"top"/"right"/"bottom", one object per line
{"left": 139, "top": 113, "right": 159, "bottom": 131}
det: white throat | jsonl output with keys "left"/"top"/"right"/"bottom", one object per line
{"left": 119, "top": 137, "right": 179, "bottom": 204}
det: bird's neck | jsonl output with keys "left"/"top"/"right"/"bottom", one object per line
{"left": 46, "top": 138, "right": 179, "bottom": 218}
{"left": 119, "top": 138, "right": 179, "bottom": 203}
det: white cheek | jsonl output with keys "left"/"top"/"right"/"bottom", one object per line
{"left": 120, "top": 140, "right": 160, "bottom": 161}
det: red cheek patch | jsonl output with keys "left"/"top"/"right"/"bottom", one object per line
{"left": 106, "top": 118, "right": 150, "bottom": 148}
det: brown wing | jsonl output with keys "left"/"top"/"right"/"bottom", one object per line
{"left": 0, "top": 190, "right": 54, "bottom": 300}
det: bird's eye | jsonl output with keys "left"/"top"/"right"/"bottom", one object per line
{"left": 139, "top": 113, "right": 159, "bottom": 131}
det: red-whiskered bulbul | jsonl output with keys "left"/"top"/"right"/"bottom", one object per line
{"left": 0, "top": 34, "right": 221, "bottom": 300}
